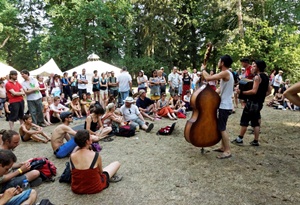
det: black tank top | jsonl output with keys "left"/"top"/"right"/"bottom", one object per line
{"left": 251, "top": 73, "right": 269, "bottom": 104}
{"left": 84, "top": 118, "right": 98, "bottom": 132}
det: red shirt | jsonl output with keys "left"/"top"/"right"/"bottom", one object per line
{"left": 5, "top": 80, "right": 24, "bottom": 103}
{"left": 245, "top": 65, "right": 254, "bottom": 79}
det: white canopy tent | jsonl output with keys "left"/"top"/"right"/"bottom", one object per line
{"left": 30, "top": 58, "right": 63, "bottom": 77}
{"left": 0, "top": 62, "right": 23, "bottom": 82}
{"left": 66, "top": 58, "right": 122, "bottom": 93}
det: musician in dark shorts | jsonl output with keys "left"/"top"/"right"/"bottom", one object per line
{"left": 232, "top": 60, "right": 271, "bottom": 146}
{"left": 201, "top": 55, "right": 234, "bottom": 159}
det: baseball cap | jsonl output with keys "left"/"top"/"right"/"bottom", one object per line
{"left": 60, "top": 111, "right": 72, "bottom": 121}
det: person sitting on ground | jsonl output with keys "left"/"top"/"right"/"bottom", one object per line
{"left": 70, "top": 94, "right": 83, "bottom": 118}
{"left": 84, "top": 105, "right": 112, "bottom": 140}
{"left": 102, "top": 103, "right": 128, "bottom": 134}
{"left": 183, "top": 90, "right": 192, "bottom": 111}
{"left": 0, "top": 150, "right": 37, "bottom": 205}
{"left": 284, "top": 81, "right": 300, "bottom": 107}
{"left": 120, "top": 97, "right": 154, "bottom": 132}
{"left": 51, "top": 111, "right": 100, "bottom": 158}
{"left": 4, "top": 97, "right": 10, "bottom": 121}
{"left": 136, "top": 89, "right": 161, "bottom": 121}
{"left": 59, "top": 92, "right": 70, "bottom": 106}
{"left": 19, "top": 114, "right": 51, "bottom": 143}
{"left": 156, "top": 93, "right": 177, "bottom": 120}
{"left": 70, "top": 130, "right": 122, "bottom": 195}
{"left": 49, "top": 96, "right": 69, "bottom": 123}
{"left": 170, "top": 94, "right": 186, "bottom": 114}
{"left": 86, "top": 93, "right": 95, "bottom": 106}
{"left": 267, "top": 87, "right": 284, "bottom": 107}
{"left": 42, "top": 97, "right": 51, "bottom": 126}
{"left": 0, "top": 130, "right": 42, "bottom": 188}
{"left": 80, "top": 93, "right": 90, "bottom": 116}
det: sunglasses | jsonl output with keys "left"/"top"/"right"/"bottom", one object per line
{"left": 128, "top": 109, "right": 131, "bottom": 114}
{"left": 68, "top": 115, "right": 73, "bottom": 118}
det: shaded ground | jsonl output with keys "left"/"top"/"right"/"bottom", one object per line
{"left": 2, "top": 96, "right": 299, "bottom": 205}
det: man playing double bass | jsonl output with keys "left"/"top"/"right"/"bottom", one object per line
{"left": 201, "top": 55, "right": 234, "bottom": 159}
{"left": 231, "top": 60, "right": 271, "bottom": 146}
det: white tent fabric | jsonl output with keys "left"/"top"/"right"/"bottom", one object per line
{"left": 30, "top": 58, "right": 63, "bottom": 77}
{"left": 66, "top": 60, "right": 122, "bottom": 93}
{"left": 0, "top": 62, "right": 23, "bottom": 82}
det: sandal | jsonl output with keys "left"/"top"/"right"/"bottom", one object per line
{"left": 217, "top": 153, "right": 232, "bottom": 159}
{"left": 109, "top": 175, "right": 123, "bottom": 183}
{"left": 101, "top": 137, "right": 114, "bottom": 142}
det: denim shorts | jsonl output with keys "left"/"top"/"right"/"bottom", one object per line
{"left": 54, "top": 137, "right": 77, "bottom": 158}
{"left": 5, "top": 189, "right": 32, "bottom": 205}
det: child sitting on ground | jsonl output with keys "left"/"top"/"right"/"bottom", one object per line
{"left": 70, "top": 94, "right": 83, "bottom": 118}
{"left": 19, "top": 114, "right": 51, "bottom": 143}
{"left": 42, "top": 97, "right": 52, "bottom": 126}
{"left": 183, "top": 90, "right": 191, "bottom": 111}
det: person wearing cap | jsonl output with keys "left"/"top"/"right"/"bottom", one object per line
{"left": 51, "top": 111, "right": 101, "bottom": 158}
{"left": 137, "top": 71, "right": 148, "bottom": 93}
{"left": 120, "top": 97, "right": 154, "bottom": 133}
{"left": 51, "top": 111, "right": 79, "bottom": 158}
{"left": 240, "top": 58, "right": 254, "bottom": 80}
{"left": 239, "top": 67, "right": 246, "bottom": 79}
{"left": 49, "top": 96, "right": 69, "bottom": 123}
{"left": 136, "top": 89, "right": 160, "bottom": 121}
{"left": 70, "top": 94, "right": 83, "bottom": 118}
{"left": 160, "top": 67, "right": 167, "bottom": 79}
{"left": 168, "top": 67, "right": 181, "bottom": 97}
{"left": 117, "top": 67, "right": 132, "bottom": 106}
{"left": 5, "top": 70, "right": 25, "bottom": 130}
{"left": 232, "top": 60, "right": 272, "bottom": 147}
{"left": 21, "top": 70, "right": 46, "bottom": 127}
{"left": 273, "top": 70, "right": 283, "bottom": 95}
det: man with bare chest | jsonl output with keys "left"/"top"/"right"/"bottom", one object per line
{"left": 51, "top": 112, "right": 78, "bottom": 158}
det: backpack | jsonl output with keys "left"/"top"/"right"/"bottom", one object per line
{"left": 39, "top": 199, "right": 54, "bottom": 205}
{"left": 116, "top": 125, "right": 135, "bottom": 137}
{"left": 59, "top": 162, "right": 72, "bottom": 184}
{"left": 29, "top": 157, "right": 57, "bottom": 181}
{"left": 157, "top": 122, "right": 176, "bottom": 135}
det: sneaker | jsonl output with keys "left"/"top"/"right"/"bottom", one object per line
{"left": 146, "top": 123, "right": 154, "bottom": 133}
{"left": 30, "top": 177, "right": 43, "bottom": 187}
{"left": 109, "top": 175, "right": 123, "bottom": 183}
{"left": 250, "top": 140, "right": 259, "bottom": 146}
{"left": 231, "top": 138, "right": 243, "bottom": 145}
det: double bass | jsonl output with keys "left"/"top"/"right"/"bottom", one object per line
{"left": 184, "top": 43, "right": 222, "bottom": 148}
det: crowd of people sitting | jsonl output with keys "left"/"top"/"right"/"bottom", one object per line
{"left": 0, "top": 59, "right": 298, "bottom": 203}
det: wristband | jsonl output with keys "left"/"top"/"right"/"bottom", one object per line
{"left": 18, "top": 168, "right": 23, "bottom": 174}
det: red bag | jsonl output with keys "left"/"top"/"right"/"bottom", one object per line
{"left": 177, "top": 112, "right": 186, "bottom": 119}
{"left": 29, "top": 157, "right": 57, "bottom": 181}
{"left": 157, "top": 123, "right": 176, "bottom": 135}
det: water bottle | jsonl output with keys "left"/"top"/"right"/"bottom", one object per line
{"left": 22, "top": 179, "right": 30, "bottom": 190}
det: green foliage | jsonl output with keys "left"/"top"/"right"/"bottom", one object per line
{"left": 0, "top": 0, "right": 299, "bottom": 82}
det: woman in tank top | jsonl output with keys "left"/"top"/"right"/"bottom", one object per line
{"left": 92, "top": 70, "right": 100, "bottom": 102}
{"left": 99, "top": 73, "right": 108, "bottom": 108}
{"left": 84, "top": 105, "right": 112, "bottom": 140}
{"left": 70, "top": 130, "right": 122, "bottom": 194}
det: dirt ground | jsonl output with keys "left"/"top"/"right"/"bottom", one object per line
{"left": 2, "top": 96, "right": 300, "bottom": 205}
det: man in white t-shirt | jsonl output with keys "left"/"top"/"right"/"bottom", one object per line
{"left": 273, "top": 70, "right": 283, "bottom": 95}
{"left": 21, "top": 70, "right": 46, "bottom": 127}
{"left": 120, "top": 97, "right": 154, "bottom": 132}
{"left": 49, "top": 96, "right": 69, "bottom": 123}
{"left": 168, "top": 66, "right": 181, "bottom": 97}
{"left": 117, "top": 67, "right": 132, "bottom": 105}
{"left": 77, "top": 68, "right": 88, "bottom": 98}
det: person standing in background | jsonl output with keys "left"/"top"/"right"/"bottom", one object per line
{"left": 117, "top": 67, "right": 132, "bottom": 106}
{"left": 0, "top": 81, "right": 6, "bottom": 118}
{"left": 61, "top": 72, "right": 72, "bottom": 100}
{"left": 20, "top": 70, "right": 46, "bottom": 127}
{"left": 78, "top": 69, "right": 88, "bottom": 98}
{"left": 5, "top": 71, "right": 25, "bottom": 130}
{"left": 70, "top": 71, "right": 78, "bottom": 96}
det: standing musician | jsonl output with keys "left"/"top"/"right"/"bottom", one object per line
{"left": 232, "top": 60, "right": 271, "bottom": 146}
{"left": 201, "top": 55, "right": 234, "bottom": 159}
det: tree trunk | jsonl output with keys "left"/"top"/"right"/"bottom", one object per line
{"left": 237, "top": 0, "right": 244, "bottom": 38}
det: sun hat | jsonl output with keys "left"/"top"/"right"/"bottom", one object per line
{"left": 279, "top": 70, "right": 283, "bottom": 73}
{"left": 124, "top": 96, "right": 135, "bottom": 103}
{"left": 72, "top": 94, "right": 79, "bottom": 99}
{"left": 139, "top": 89, "right": 146, "bottom": 95}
